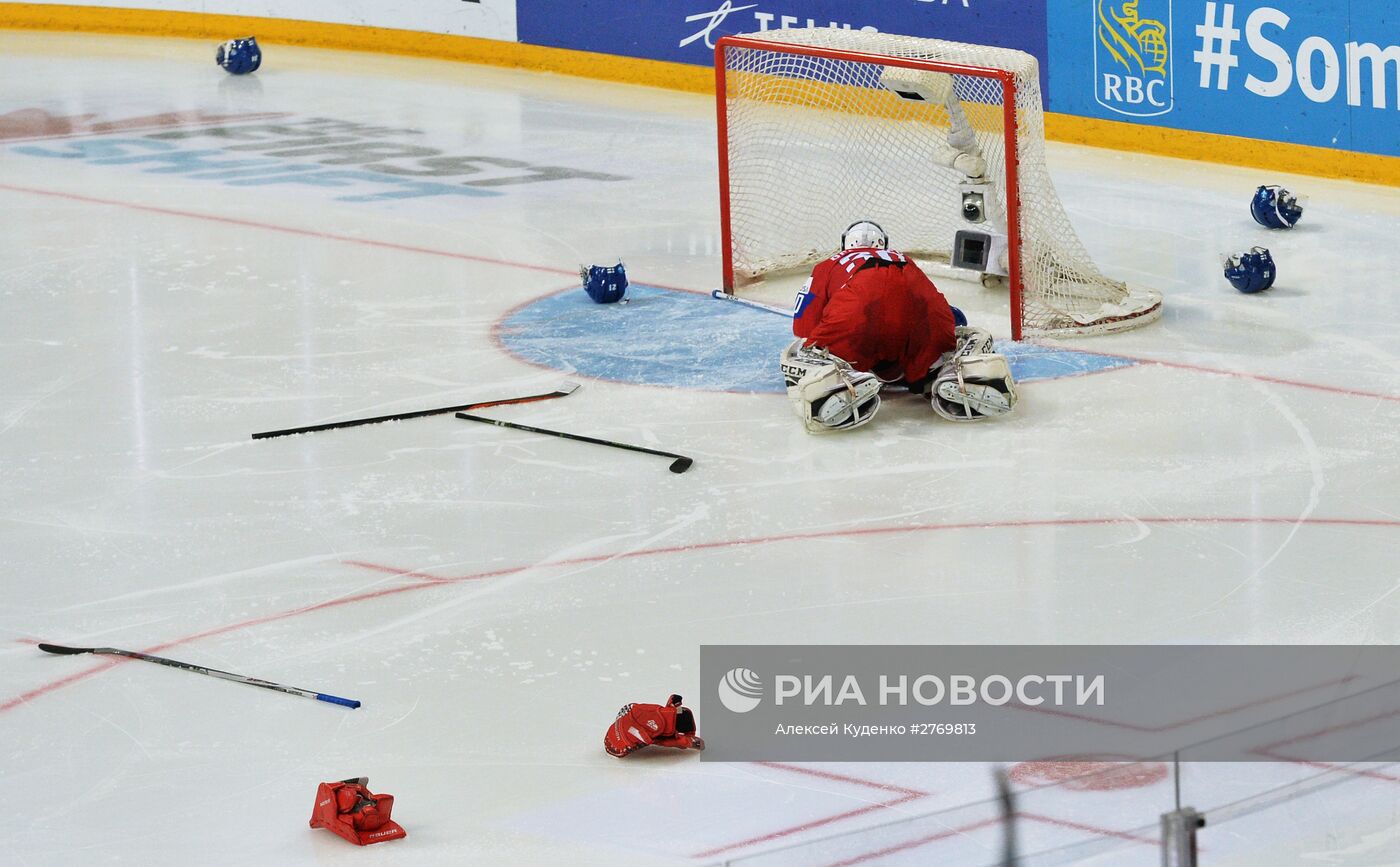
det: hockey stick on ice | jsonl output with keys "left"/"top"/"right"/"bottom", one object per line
{"left": 37, "top": 643, "right": 361, "bottom": 708}
{"left": 455, "top": 413, "right": 693, "bottom": 474}
{"left": 710, "top": 289, "right": 794, "bottom": 318}
{"left": 251, "top": 381, "right": 580, "bottom": 439}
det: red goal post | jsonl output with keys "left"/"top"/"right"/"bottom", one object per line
{"left": 714, "top": 29, "right": 1162, "bottom": 340}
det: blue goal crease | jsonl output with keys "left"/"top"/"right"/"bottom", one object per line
{"left": 497, "top": 284, "right": 1137, "bottom": 393}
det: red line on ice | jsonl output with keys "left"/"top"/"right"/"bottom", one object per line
{"left": 1247, "top": 699, "right": 1400, "bottom": 782}
{"left": 13, "top": 516, "right": 1389, "bottom": 855}
{"left": 0, "top": 183, "right": 707, "bottom": 294}
{"left": 1018, "top": 812, "right": 1161, "bottom": 846}
{"left": 1014, "top": 674, "right": 1357, "bottom": 733}
{"left": 691, "top": 792, "right": 926, "bottom": 859}
{"left": 8, "top": 515, "right": 1400, "bottom": 716}
{"left": 0, "top": 111, "right": 291, "bottom": 144}
{"left": 755, "top": 761, "right": 926, "bottom": 797}
{"left": 1, "top": 184, "right": 1392, "bottom": 402}
{"left": 1256, "top": 704, "right": 1400, "bottom": 754}
{"left": 1036, "top": 342, "right": 1400, "bottom": 403}
{"left": 691, "top": 760, "right": 1163, "bottom": 861}
{"left": 688, "top": 762, "right": 928, "bottom": 858}
{"left": 817, "top": 811, "right": 1161, "bottom": 867}
{"left": 360, "top": 517, "right": 1400, "bottom": 587}
{"left": 1256, "top": 757, "right": 1400, "bottom": 784}
{"left": 2, "top": 572, "right": 500, "bottom": 714}
{"left": 817, "top": 815, "right": 1004, "bottom": 867}
{"left": 342, "top": 559, "right": 454, "bottom": 583}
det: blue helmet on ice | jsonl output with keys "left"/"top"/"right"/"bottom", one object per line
{"left": 216, "top": 37, "right": 262, "bottom": 75}
{"left": 1223, "top": 246, "right": 1277, "bottom": 294}
{"left": 581, "top": 262, "right": 628, "bottom": 304}
{"left": 1250, "top": 185, "right": 1304, "bottom": 229}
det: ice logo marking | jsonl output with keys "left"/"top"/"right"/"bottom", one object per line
{"left": 718, "top": 667, "right": 764, "bottom": 713}
{"left": 1095, "top": 0, "right": 1174, "bottom": 117}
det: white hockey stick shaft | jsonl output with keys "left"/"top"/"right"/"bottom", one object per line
{"left": 38, "top": 643, "right": 361, "bottom": 708}
{"left": 710, "top": 289, "right": 794, "bottom": 318}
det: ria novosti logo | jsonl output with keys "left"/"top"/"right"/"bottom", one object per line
{"left": 717, "top": 667, "right": 764, "bottom": 712}
{"left": 1095, "top": 0, "right": 1174, "bottom": 117}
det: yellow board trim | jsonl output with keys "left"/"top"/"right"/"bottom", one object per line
{"left": 0, "top": 3, "right": 717, "bottom": 93}
{"left": 1045, "top": 113, "right": 1399, "bottom": 188}
{"left": 3, "top": 2, "right": 1396, "bottom": 186}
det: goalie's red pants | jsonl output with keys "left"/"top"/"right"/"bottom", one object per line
{"left": 795, "top": 248, "right": 958, "bottom": 385}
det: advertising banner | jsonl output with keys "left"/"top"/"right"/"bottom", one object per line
{"left": 9, "top": 0, "right": 519, "bottom": 41}
{"left": 517, "top": 0, "right": 1050, "bottom": 96}
{"left": 1049, "top": 0, "right": 1400, "bottom": 157}
{"left": 700, "top": 645, "right": 1400, "bottom": 762}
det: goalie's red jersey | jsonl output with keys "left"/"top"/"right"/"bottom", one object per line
{"left": 604, "top": 702, "right": 699, "bottom": 757}
{"left": 793, "top": 248, "right": 957, "bottom": 384}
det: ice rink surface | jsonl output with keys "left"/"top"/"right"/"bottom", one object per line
{"left": 3, "top": 31, "right": 1400, "bottom": 866}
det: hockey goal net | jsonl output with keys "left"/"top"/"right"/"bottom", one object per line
{"left": 715, "top": 29, "right": 1162, "bottom": 339}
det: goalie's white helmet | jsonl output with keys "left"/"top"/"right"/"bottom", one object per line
{"left": 841, "top": 220, "right": 888, "bottom": 251}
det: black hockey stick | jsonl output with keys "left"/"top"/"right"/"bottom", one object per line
{"left": 455, "top": 412, "right": 693, "bottom": 474}
{"left": 251, "top": 381, "right": 580, "bottom": 439}
{"left": 37, "top": 643, "right": 360, "bottom": 708}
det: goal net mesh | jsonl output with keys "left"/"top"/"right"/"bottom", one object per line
{"left": 719, "top": 28, "right": 1161, "bottom": 337}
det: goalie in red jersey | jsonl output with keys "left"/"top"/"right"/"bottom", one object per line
{"left": 780, "top": 220, "right": 1018, "bottom": 433}
{"left": 604, "top": 694, "right": 705, "bottom": 758}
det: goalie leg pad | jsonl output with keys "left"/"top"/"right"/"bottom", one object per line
{"left": 780, "top": 338, "right": 825, "bottom": 393}
{"left": 780, "top": 340, "right": 881, "bottom": 433}
{"left": 953, "top": 325, "right": 995, "bottom": 356}
{"left": 927, "top": 350, "right": 1018, "bottom": 422}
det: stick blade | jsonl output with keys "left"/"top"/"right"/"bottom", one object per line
{"left": 38, "top": 643, "right": 93, "bottom": 655}
{"left": 557, "top": 381, "right": 582, "bottom": 395}
{"left": 669, "top": 457, "right": 693, "bottom": 474}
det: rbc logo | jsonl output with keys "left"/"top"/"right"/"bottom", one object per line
{"left": 1094, "top": 0, "right": 1174, "bottom": 117}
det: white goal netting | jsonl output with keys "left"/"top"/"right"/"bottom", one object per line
{"left": 718, "top": 28, "right": 1161, "bottom": 338}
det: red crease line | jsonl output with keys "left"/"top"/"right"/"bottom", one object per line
{"left": 1036, "top": 342, "right": 1400, "bottom": 403}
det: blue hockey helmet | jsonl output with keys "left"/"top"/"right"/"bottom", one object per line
{"left": 581, "top": 262, "right": 628, "bottom": 304}
{"left": 1250, "top": 185, "right": 1304, "bottom": 230}
{"left": 1223, "top": 246, "right": 1277, "bottom": 294}
{"left": 216, "top": 37, "right": 262, "bottom": 75}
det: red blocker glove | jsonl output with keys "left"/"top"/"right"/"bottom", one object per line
{"left": 309, "top": 777, "right": 406, "bottom": 846}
